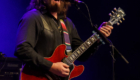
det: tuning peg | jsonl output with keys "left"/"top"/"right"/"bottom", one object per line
{"left": 117, "top": 23, "right": 120, "bottom": 26}
{"left": 112, "top": 11, "right": 115, "bottom": 14}
{"left": 109, "top": 13, "right": 112, "bottom": 16}
{"left": 120, "top": 20, "right": 122, "bottom": 23}
{"left": 122, "top": 18, "right": 125, "bottom": 21}
{"left": 114, "top": 8, "right": 117, "bottom": 11}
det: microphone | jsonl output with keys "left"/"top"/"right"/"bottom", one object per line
{"left": 63, "top": 0, "right": 84, "bottom": 3}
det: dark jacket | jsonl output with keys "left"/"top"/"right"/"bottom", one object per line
{"left": 14, "top": 9, "right": 98, "bottom": 71}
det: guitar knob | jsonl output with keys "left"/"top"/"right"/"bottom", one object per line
{"left": 122, "top": 18, "right": 125, "bottom": 21}
{"left": 117, "top": 23, "right": 120, "bottom": 25}
{"left": 120, "top": 20, "right": 122, "bottom": 23}
{"left": 114, "top": 8, "right": 117, "bottom": 11}
{"left": 109, "top": 13, "right": 112, "bottom": 16}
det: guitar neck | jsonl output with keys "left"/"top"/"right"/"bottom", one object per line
{"left": 66, "top": 34, "right": 99, "bottom": 63}
{"left": 64, "top": 7, "right": 126, "bottom": 64}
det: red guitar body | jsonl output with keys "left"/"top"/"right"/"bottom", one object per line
{"left": 20, "top": 44, "right": 84, "bottom": 80}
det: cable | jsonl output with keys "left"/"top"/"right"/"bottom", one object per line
{"left": 0, "top": 54, "right": 7, "bottom": 73}
{"left": 82, "top": 2, "right": 94, "bottom": 27}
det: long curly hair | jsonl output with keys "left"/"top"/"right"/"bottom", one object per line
{"left": 27, "top": 0, "right": 71, "bottom": 18}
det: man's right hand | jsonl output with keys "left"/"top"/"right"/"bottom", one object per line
{"left": 49, "top": 62, "right": 70, "bottom": 77}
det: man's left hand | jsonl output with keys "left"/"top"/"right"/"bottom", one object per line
{"left": 98, "top": 22, "right": 114, "bottom": 37}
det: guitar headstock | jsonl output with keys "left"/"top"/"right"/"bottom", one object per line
{"left": 108, "top": 7, "right": 126, "bottom": 26}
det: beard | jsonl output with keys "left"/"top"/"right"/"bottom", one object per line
{"left": 44, "top": 0, "right": 70, "bottom": 17}
{"left": 48, "top": 3, "right": 60, "bottom": 12}
{"left": 45, "top": 0, "right": 65, "bottom": 13}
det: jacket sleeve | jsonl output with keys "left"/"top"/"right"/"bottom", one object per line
{"left": 14, "top": 12, "right": 53, "bottom": 71}
{"left": 67, "top": 18, "right": 101, "bottom": 61}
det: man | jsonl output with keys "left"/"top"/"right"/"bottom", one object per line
{"left": 14, "top": 0, "right": 113, "bottom": 79}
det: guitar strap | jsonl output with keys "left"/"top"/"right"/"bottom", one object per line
{"left": 60, "top": 19, "right": 72, "bottom": 55}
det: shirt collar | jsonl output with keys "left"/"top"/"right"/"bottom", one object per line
{"left": 41, "top": 10, "right": 65, "bottom": 20}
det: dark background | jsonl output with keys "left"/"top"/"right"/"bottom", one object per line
{"left": 0, "top": 0, "right": 140, "bottom": 80}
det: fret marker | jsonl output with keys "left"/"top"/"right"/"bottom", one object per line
{"left": 87, "top": 41, "right": 91, "bottom": 45}
{"left": 77, "top": 50, "right": 80, "bottom": 55}
{"left": 70, "top": 57, "right": 73, "bottom": 61}
{"left": 74, "top": 53, "right": 78, "bottom": 56}
{"left": 91, "top": 37, "right": 95, "bottom": 41}
{"left": 72, "top": 55, "right": 75, "bottom": 59}
{"left": 82, "top": 46, "right": 85, "bottom": 50}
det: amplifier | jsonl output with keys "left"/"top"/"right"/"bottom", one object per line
{"left": 0, "top": 57, "right": 22, "bottom": 80}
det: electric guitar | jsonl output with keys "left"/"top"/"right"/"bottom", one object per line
{"left": 20, "top": 7, "right": 126, "bottom": 80}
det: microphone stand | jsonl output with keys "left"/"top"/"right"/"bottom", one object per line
{"left": 109, "top": 41, "right": 129, "bottom": 80}
{"left": 73, "top": 3, "right": 129, "bottom": 80}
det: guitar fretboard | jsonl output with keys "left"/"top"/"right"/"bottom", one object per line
{"left": 66, "top": 34, "right": 99, "bottom": 63}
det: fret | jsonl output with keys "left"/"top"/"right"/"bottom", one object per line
{"left": 81, "top": 45, "right": 86, "bottom": 51}
{"left": 72, "top": 54, "right": 76, "bottom": 59}
{"left": 64, "top": 58, "right": 71, "bottom": 65}
{"left": 67, "top": 57, "right": 72, "bottom": 63}
{"left": 91, "top": 35, "right": 98, "bottom": 42}
{"left": 83, "top": 42, "right": 89, "bottom": 49}
{"left": 88, "top": 38, "right": 93, "bottom": 44}
{"left": 70, "top": 53, "right": 78, "bottom": 62}
{"left": 69, "top": 54, "right": 77, "bottom": 62}
{"left": 91, "top": 36, "right": 95, "bottom": 41}
{"left": 86, "top": 40, "right": 91, "bottom": 46}
{"left": 77, "top": 50, "right": 81, "bottom": 55}
{"left": 89, "top": 37, "right": 95, "bottom": 44}
{"left": 69, "top": 56, "right": 73, "bottom": 61}
{"left": 74, "top": 52, "right": 78, "bottom": 57}
{"left": 94, "top": 35, "right": 98, "bottom": 40}
{"left": 66, "top": 34, "right": 100, "bottom": 63}
{"left": 78, "top": 47, "right": 83, "bottom": 54}
{"left": 84, "top": 40, "right": 90, "bottom": 48}
{"left": 89, "top": 36, "right": 95, "bottom": 43}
